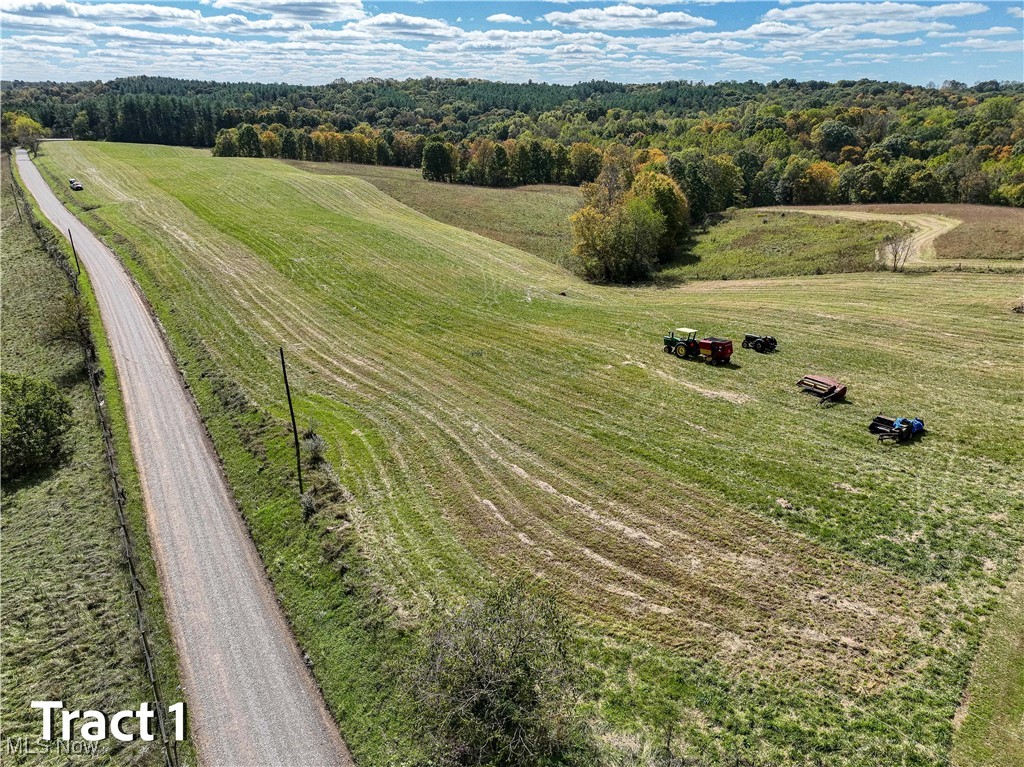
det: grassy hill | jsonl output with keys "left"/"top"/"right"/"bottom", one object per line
{"left": 33, "top": 141, "right": 1024, "bottom": 766}
{"left": 299, "top": 161, "right": 582, "bottom": 265}
{"left": 302, "top": 162, "right": 906, "bottom": 281}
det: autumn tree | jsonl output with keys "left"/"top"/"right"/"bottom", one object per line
{"left": 570, "top": 197, "right": 665, "bottom": 283}
{"left": 629, "top": 170, "right": 689, "bottom": 259}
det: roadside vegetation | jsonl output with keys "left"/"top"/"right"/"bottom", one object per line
{"left": 0, "top": 157, "right": 170, "bottom": 766}
{"left": 32, "top": 141, "right": 1024, "bottom": 766}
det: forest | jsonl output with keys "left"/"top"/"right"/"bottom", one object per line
{"left": 3, "top": 75, "right": 1022, "bottom": 212}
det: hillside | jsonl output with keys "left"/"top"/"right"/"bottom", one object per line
{"left": 32, "top": 140, "right": 1024, "bottom": 766}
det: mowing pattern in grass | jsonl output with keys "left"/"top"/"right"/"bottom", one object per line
{"left": 35, "top": 142, "right": 1024, "bottom": 766}
{"left": 952, "top": 562, "right": 1024, "bottom": 767}
{"left": 0, "top": 157, "right": 163, "bottom": 766}
{"left": 296, "top": 161, "right": 582, "bottom": 266}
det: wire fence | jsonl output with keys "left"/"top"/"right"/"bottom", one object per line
{"left": 11, "top": 178, "right": 181, "bottom": 767}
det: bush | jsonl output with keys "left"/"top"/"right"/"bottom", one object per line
{"left": 411, "top": 579, "right": 593, "bottom": 766}
{"left": 41, "top": 294, "right": 91, "bottom": 350}
{"left": 1, "top": 373, "right": 72, "bottom": 480}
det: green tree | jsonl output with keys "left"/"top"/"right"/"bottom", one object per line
{"left": 1, "top": 373, "right": 72, "bottom": 480}
{"left": 488, "top": 144, "right": 510, "bottom": 187}
{"left": 235, "top": 123, "right": 263, "bottom": 158}
{"left": 71, "top": 110, "right": 92, "bottom": 140}
{"left": 569, "top": 142, "right": 602, "bottom": 184}
{"left": 570, "top": 197, "right": 665, "bottom": 283}
{"left": 11, "top": 114, "right": 47, "bottom": 156}
{"left": 667, "top": 150, "right": 713, "bottom": 223}
{"left": 212, "top": 128, "right": 238, "bottom": 157}
{"left": 422, "top": 140, "right": 455, "bottom": 182}
{"left": 812, "top": 120, "right": 859, "bottom": 160}
{"left": 707, "top": 154, "right": 745, "bottom": 211}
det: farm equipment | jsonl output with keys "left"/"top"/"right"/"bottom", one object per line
{"left": 869, "top": 415, "right": 925, "bottom": 442}
{"left": 664, "top": 328, "right": 733, "bottom": 364}
{"left": 68, "top": 178, "right": 83, "bottom": 191}
{"left": 796, "top": 374, "right": 847, "bottom": 404}
{"left": 742, "top": 333, "right": 778, "bottom": 353}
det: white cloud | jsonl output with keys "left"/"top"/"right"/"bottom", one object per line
{"left": 0, "top": 0, "right": 314, "bottom": 33}
{"left": 948, "top": 36, "right": 1023, "bottom": 51}
{"left": 486, "top": 13, "right": 527, "bottom": 24}
{"left": 1008, "top": 7, "right": 1024, "bottom": 18}
{"left": 207, "top": 0, "right": 364, "bottom": 22}
{"left": 929, "top": 25, "right": 1018, "bottom": 37}
{"left": 543, "top": 4, "right": 715, "bottom": 30}
{"left": 765, "top": 2, "right": 988, "bottom": 27}
{"left": 342, "top": 13, "right": 460, "bottom": 39}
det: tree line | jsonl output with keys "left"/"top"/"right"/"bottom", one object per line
{"left": 3, "top": 75, "right": 1022, "bottom": 209}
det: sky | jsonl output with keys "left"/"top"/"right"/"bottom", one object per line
{"left": 1, "top": 0, "right": 1021, "bottom": 86}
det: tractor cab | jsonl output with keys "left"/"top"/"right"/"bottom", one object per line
{"left": 664, "top": 328, "right": 699, "bottom": 359}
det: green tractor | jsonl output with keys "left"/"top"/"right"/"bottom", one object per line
{"left": 663, "top": 328, "right": 734, "bottom": 364}
{"left": 663, "top": 328, "right": 701, "bottom": 359}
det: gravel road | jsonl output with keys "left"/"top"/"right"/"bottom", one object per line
{"left": 15, "top": 148, "right": 354, "bottom": 767}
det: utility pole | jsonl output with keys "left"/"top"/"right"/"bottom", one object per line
{"left": 69, "top": 229, "right": 81, "bottom": 275}
{"left": 279, "top": 346, "right": 304, "bottom": 495}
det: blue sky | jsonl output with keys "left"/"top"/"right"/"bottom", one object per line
{"left": 1, "top": 0, "right": 1021, "bottom": 85}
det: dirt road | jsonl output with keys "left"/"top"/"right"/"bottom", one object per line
{"left": 788, "top": 208, "right": 961, "bottom": 265}
{"left": 14, "top": 149, "right": 353, "bottom": 766}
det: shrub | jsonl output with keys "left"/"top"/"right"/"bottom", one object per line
{"left": 41, "top": 293, "right": 91, "bottom": 351}
{"left": 1, "top": 373, "right": 72, "bottom": 480}
{"left": 301, "top": 432, "right": 327, "bottom": 465}
{"left": 411, "top": 579, "right": 593, "bottom": 766}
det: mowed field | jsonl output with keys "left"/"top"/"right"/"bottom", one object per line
{"left": 301, "top": 161, "right": 581, "bottom": 264}
{"left": 35, "top": 142, "right": 1024, "bottom": 765}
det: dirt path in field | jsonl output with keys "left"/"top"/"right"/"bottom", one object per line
{"left": 788, "top": 208, "right": 961, "bottom": 266}
{"left": 14, "top": 149, "right": 353, "bottom": 766}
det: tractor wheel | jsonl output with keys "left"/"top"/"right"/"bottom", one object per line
{"left": 742, "top": 340, "right": 749, "bottom": 349}
{"left": 754, "top": 339, "right": 764, "bottom": 353}
{"left": 722, "top": 356, "right": 731, "bottom": 365}
{"left": 674, "top": 344, "right": 688, "bottom": 359}
{"left": 663, "top": 344, "right": 672, "bottom": 353}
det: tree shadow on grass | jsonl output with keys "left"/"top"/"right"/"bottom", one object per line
{"left": 646, "top": 229, "right": 716, "bottom": 288}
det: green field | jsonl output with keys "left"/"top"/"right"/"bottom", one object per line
{"left": 299, "top": 161, "right": 582, "bottom": 265}
{"left": 298, "top": 162, "right": 901, "bottom": 282}
{"left": 0, "top": 157, "right": 167, "bottom": 766}
{"left": 33, "top": 142, "right": 1024, "bottom": 766}
{"left": 661, "top": 208, "right": 899, "bottom": 282}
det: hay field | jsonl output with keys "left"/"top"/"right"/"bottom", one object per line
{"left": 34, "top": 141, "right": 1024, "bottom": 766}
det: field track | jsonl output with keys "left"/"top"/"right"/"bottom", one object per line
{"left": 14, "top": 149, "right": 353, "bottom": 766}
{"left": 787, "top": 206, "right": 1022, "bottom": 269}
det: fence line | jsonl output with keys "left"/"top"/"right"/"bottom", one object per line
{"left": 11, "top": 178, "right": 180, "bottom": 767}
